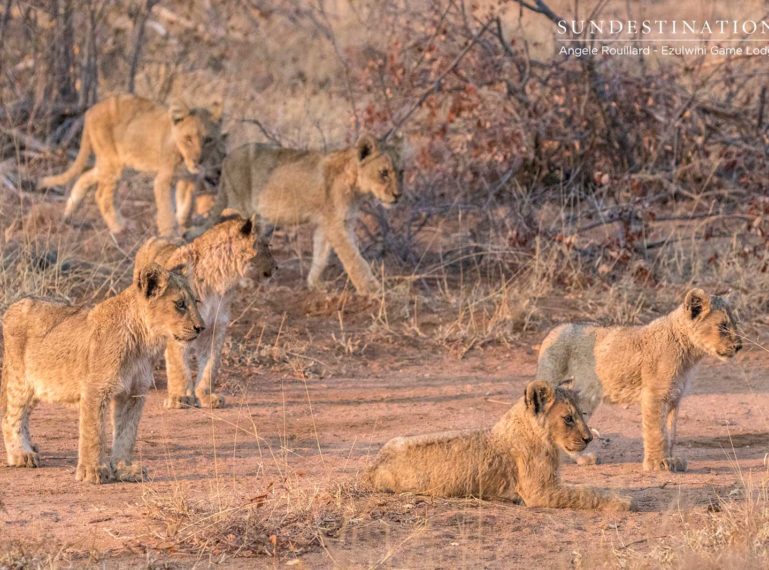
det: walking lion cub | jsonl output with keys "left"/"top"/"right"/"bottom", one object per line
{"left": 38, "top": 94, "right": 222, "bottom": 237}
{"left": 206, "top": 134, "right": 403, "bottom": 295}
{"left": 1, "top": 264, "right": 204, "bottom": 483}
{"left": 537, "top": 288, "right": 742, "bottom": 471}
{"left": 134, "top": 215, "right": 275, "bottom": 409}
{"left": 368, "top": 380, "right": 632, "bottom": 511}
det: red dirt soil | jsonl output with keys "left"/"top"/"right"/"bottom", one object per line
{"left": 2, "top": 332, "right": 767, "bottom": 567}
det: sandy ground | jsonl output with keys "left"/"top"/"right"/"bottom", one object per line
{"left": 1, "top": 329, "right": 767, "bottom": 568}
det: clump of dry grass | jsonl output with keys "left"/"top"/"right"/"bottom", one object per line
{"left": 577, "top": 473, "right": 769, "bottom": 569}
{"left": 0, "top": 541, "right": 70, "bottom": 569}
{"left": 141, "top": 478, "right": 432, "bottom": 561}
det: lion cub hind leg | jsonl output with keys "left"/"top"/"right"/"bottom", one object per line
{"left": 63, "top": 168, "right": 99, "bottom": 223}
{"left": 94, "top": 164, "right": 127, "bottom": 234}
{"left": 1, "top": 357, "right": 40, "bottom": 468}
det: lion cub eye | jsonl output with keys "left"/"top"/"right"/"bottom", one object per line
{"left": 379, "top": 169, "right": 390, "bottom": 180}
{"left": 563, "top": 415, "right": 575, "bottom": 426}
{"left": 719, "top": 321, "right": 729, "bottom": 335}
{"left": 175, "top": 299, "right": 187, "bottom": 312}
{"left": 185, "top": 135, "right": 193, "bottom": 144}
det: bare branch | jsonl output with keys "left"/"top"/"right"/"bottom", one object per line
{"left": 509, "top": 0, "right": 563, "bottom": 25}
{"left": 383, "top": 16, "right": 495, "bottom": 142}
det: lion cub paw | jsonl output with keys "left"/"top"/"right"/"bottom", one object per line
{"left": 196, "top": 393, "right": 225, "bottom": 408}
{"left": 603, "top": 494, "right": 634, "bottom": 512}
{"left": 575, "top": 452, "right": 598, "bottom": 466}
{"left": 164, "top": 394, "right": 200, "bottom": 409}
{"left": 111, "top": 460, "right": 147, "bottom": 483}
{"left": 76, "top": 463, "right": 113, "bottom": 484}
{"left": 7, "top": 451, "right": 40, "bottom": 468}
{"left": 643, "top": 456, "right": 688, "bottom": 472}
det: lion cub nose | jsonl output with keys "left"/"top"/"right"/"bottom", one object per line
{"left": 194, "top": 324, "right": 205, "bottom": 334}
{"left": 582, "top": 432, "right": 593, "bottom": 444}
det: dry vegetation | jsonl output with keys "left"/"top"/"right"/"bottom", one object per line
{"left": 3, "top": 0, "right": 769, "bottom": 567}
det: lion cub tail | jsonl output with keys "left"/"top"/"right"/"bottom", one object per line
{"left": 38, "top": 126, "right": 93, "bottom": 189}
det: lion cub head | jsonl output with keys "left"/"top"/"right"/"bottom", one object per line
{"left": 682, "top": 288, "right": 742, "bottom": 361}
{"left": 354, "top": 133, "right": 404, "bottom": 207}
{"left": 224, "top": 215, "right": 276, "bottom": 281}
{"left": 524, "top": 379, "right": 592, "bottom": 453}
{"left": 169, "top": 101, "right": 223, "bottom": 176}
{"left": 135, "top": 263, "right": 205, "bottom": 342}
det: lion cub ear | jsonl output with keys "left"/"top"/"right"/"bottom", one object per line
{"left": 239, "top": 214, "right": 261, "bottom": 237}
{"left": 684, "top": 288, "right": 711, "bottom": 320}
{"left": 169, "top": 100, "right": 191, "bottom": 125}
{"left": 356, "top": 132, "right": 379, "bottom": 162}
{"left": 137, "top": 263, "right": 170, "bottom": 299}
{"left": 209, "top": 100, "right": 224, "bottom": 123}
{"left": 525, "top": 380, "right": 556, "bottom": 416}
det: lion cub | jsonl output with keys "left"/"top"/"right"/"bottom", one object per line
{"left": 368, "top": 380, "right": 632, "bottom": 511}
{"left": 134, "top": 215, "right": 275, "bottom": 409}
{"left": 1, "top": 264, "right": 204, "bottom": 483}
{"left": 537, "top": 288, "right": 742, "bottom": 471}
{"left": 38, "top": 94, "right": 222, "bottom": 237}
{"left": 205, "top": 134, "right": 403, "bottom": 295}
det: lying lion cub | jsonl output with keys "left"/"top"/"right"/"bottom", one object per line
{"left": 206, "top": 134, "right": 403, "bottom": 295}
{"left": 368, "top": 380, "right": 632, "bottom": 511}
{"left": 1, "top": 264, "right": 204, "bottom": 483}
{"left": 537, "top": 288, "right": 742, "bottom": 471}
{"left": 134, "top": 215, "right": 275, "bottom": 409}
{"left": 38, "top": 94, "right": 222, "bottom": 237}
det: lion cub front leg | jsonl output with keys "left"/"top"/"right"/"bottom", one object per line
{"left": 523, "top": 483, "right": 634, "bottom": 512}
{"left": 324, "top": 220, "right": 378, "bottom": 295}
{"left": 153, "top": 170, "right": 178, "bottom": 237}
{"left": 76, "top": 393, "right": 113, "bottom": 484}
{"left": 164, "top": 341, "right": 198, "bottom": 409}
{"left": 641, "top": 388, "right": 687, "bottom": 472}
{"left": 194, "top": 320, "right": 227, "bottom": 408}
{"left": 518, "top": 469, "right": 633, "bottom": 511}
{"left": 565, "top": 448, "right": 598, "bottom": 466}
{"left": 110, "top": 393, "right": 147, "bottom": 482}
{"left": 175, "top": 178, "right": 196, "bottom": 229}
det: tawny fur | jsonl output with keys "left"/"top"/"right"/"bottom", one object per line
{"left": 38, "top": 94, "right": 222, "bottom": 237}
{"left": 0, "top": 264, "right": 204, "bottom": 483}
{"left": 133, "top": 216, "right": 275, "bottom": 409}
{"left": 205, "top": 133, "right": 403, "bottom": 295}
{"left": 536, "top": 288, "right": 742, "bottom": 471}
{"left": 368, "top": 380, "right": 633, "bottom": 511}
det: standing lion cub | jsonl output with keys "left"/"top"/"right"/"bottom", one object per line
{"left": 368, "top": 380, "right": 633, "bottom": 511}
{"left": 133, "top": 215, "right": 276, "bottom": 409}
{"left": 537, "top": 288, "right": 742, "bottom": 471}
{"left": 205, "top": 134, "right": 403, "bottom": 295}
{"left": 1, "top": 264, "right": 204, "bottom": 483}
{"left": 38, "top": 94, "right": 222, "bottom": 237}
